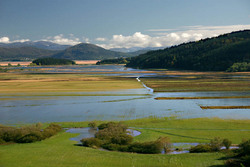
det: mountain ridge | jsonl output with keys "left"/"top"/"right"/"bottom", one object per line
{"left": 51, "top": 43, "right": 133, "bottom": 60}
{"left": 0, "top": 41, "right": 71, "bottom": 50}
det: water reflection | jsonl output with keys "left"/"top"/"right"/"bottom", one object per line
{"left": 1, "top": 90, "right": 249, "bottom": 124}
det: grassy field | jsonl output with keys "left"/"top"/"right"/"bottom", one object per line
{"left": 1, "top": 118, "right": 250, "bottom": 166}
{"left": 0, "top": 73, "right": 142, "bottom": 94}
{"left": 38, "top": 117, "right": 250, "bottom": 144}
{"left": 0, "top": 132, "right": 225, "bottom": 167}
{"left": 2, "top": 117, "right": 247, "bottom": 167}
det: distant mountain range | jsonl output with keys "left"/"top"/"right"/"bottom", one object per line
{"left": 0, "top": 41, "right": 70, "bottom": 50}
{"left": 0, "top": 47, "right": 58, "bottom": 61}
{"left": 126, "top": 30, "right": 250, "bottom": 71}
{"left": 0, "top": 42, "right": 135, "bottom": 61}
{"left": 0, "top": 41, "right": 166, "bottom": 61}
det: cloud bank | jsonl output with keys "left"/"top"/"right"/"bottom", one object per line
{"left": 1, "top": 24, "right": 250, "bottom": 49}
{"left": 0, "top": 37, "right": 30, "bottom": 43}
{"left": 98, "top": 24, "right": 250, "bottom": 49}
{"left": 41, "top": 34, "right": 81, "bottom": 45}
{"left": 0, "top": 34, "right": 81, "bottom": 45}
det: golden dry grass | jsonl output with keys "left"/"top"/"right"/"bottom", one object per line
{"left": 74, "top": 60, "right": 99, "bottom": 64}
{"left": 0, "top": 61, "right": 31, "bottom": 66}
{"left": 0, "top": 73, "right": 142, "bottom": 94}
{"left": 155, "top": 96, "right": 250, "bottom": 100}
{"left": 200, "top": 106, "right": 250, "bottom": 109}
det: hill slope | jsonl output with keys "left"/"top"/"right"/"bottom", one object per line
{"left": 0, "top": 41, "right": 70, "bottom": 50}
{"left": 51, "top": 43, "right": 132, "bottom": 60}
{"left": 0, "top": 47, "right": 58, "bottom": 61}
{"left": 126, "top": 30, "right": 250, "bottom": 71}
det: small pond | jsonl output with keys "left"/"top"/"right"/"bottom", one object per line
{"left": 65, "top": 127, "right": 141, "bottom": 143}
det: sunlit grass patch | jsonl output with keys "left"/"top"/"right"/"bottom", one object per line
{"left": 0, "top": 132, "right": 225, "bottom": 167}
{"left": 0, "top": 73, "right": 142, "bottom": 94}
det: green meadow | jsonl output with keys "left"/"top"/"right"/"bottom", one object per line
{"left": 3, "top": 117, "right": 249, "bottom": 167}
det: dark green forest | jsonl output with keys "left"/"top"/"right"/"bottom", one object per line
{"left": 96, "top": 58, "right": 131, "bottom": 65}
{"left": 32, "top": 57, "right": 75, "bottom": 65}
{"left": 126, "top": 30, "right": 250, "bottom": 71}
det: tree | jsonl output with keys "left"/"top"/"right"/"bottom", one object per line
{"left": 222, "top": 138, "right": 232, "bottom": 150}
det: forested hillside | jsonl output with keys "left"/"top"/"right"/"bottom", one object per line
{"left": 126, "top": 30, "right": 250, "bottom": 71}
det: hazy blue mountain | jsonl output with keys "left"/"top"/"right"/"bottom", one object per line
{"left": 0, "top": 41, "right": 71, "bottom": 50}
{"left": 51, "top": 43, "right": 133, "bottom": 60}
{"left": 0, "top": 46, "right": 58, "bottom": 61}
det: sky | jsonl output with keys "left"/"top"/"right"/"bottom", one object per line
{"left": 0, "top": 0, "right": 250, "bottom": 49}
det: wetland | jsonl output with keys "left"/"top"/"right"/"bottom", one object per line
{"left": 0, "top": 65, "right": 250, "bottom": 124}
{"left": 1, "top": 64, "right": 250, "bottom": 167}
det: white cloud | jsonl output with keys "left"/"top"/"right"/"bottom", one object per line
{"left": 0, "top": 37, "right": 10, "bottom": 43}
{"left": 0, "top": 37, "right": 30, "bottom": 43}
{"left": 13, "top": 39, "right": 30, "bottom": 43}
{"left": 42, "top": 34, "right": 81, "bottom": 45}
{"left": 98, "top": 24, "right": 250, "bottom": 49}
{"left": 95, "top": 37, "right": 106, "bottom": 41}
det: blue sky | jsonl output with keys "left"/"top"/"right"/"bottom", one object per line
{"left": 0, "top": 0, "right": 250, "bottom": 48}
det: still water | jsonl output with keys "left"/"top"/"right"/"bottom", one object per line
{"left": 1, "top": 65, "right": 250, "bottom": 124}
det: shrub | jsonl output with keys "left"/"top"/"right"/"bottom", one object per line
{"left": 95, "top": 122, "right": 130, "bottom": 144}
{"left": 81, "top": 137, "right": 102, "bottom": 148}
{"left": 157, "top": 137, "right": 171, "bottom": 153}
{"left": 111, "top": 134, "right": 133, "bottom": 145}
{"left": 226, "top": 62, "right": 250, "bottom": 72}
{"left": 223, "top": 138, "right": 232, "bottom": 150}
{"left": 88, "top": 121, "right": 97, "bottom": 129}
{"left": 210, "top": 137, "right": 222, "bottom": 151}
{"left": 0, "top": 123, "right": 61, "bottom": 144}
{"left": 102, "top": 143, "right": 122, "bottom": 151}
{"left": 17, "top": 132, "right": 43, "bottom": 143}
{"left": 0, "top": 128, "right": 22, "bottom": 142}
{"left": 238, "top": 139, "right": 250, "bottom": 156}
{"left": 224, "top": 139, "right": 250, "bottom": 166}
{"left": 190, "top": 144, "right": 212, "bottom": 153}
{"left": 128, "top": 141, "right": 162, "bottom": 154}
{"left": 42, "top": 123, "right": 62, "bottom": 139}
{"left": 0, "top": 138, "right": 6, "bottom": 144}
